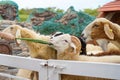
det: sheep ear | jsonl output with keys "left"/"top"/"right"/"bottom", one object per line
{"left": 15, "top": 29, "right": 21, "bottom": 44}
{"left": 71, "top": 36, "right": 81, "bottom": 54}
{"left": 104, "top": 24, "right": 114, "bottom": 40}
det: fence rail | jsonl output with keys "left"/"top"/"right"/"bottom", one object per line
{"left": 48, "top": 60, "right": 120, "bottom": 80}
{"left": 0, "top": 72, "right": 30, "bottom": 80}
{"left": 0, "top": 54, "right": 120, "bottom": 80}
{"left": 0, "top": 54, "right": 47, "bottom": 80}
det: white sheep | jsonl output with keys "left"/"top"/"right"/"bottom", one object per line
{"left": 50, "top": 32, "right": 81, "bottom": 60}
{"left": 3, "top": 25, "right": 57, "bottom": 80}
{"left": 50, "top": 32, "right": 120, "bottom": 80}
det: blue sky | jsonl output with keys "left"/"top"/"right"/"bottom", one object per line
{"left": 1, "top": 0, "right": 114, "bottom": 11}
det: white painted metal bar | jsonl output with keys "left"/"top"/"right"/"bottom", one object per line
{"left": 0, "top": 54, "right": 120, "bottom": 80}
{"left": 0, "top": 72, "right": 30, "bottom": 80}
{"left": 48, "top": 60, "right": 120, "bottom": 80}
{"left": 0, "top": 54, "right": 47, "bottom": 80}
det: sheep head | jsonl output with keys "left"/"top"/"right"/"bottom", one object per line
{"left": 50, "top": 32, "right": 81, "bottom": 56}
{"left": 82, "top": 18, "right": 114, "bottom": 41}
{"left": 91, "top": 18, "right": 114, "bottom": 40}
{"left": 3, "top": 25, "right": 23, "bottom": 44}
{"left": 3, "top": 25, "right": 22, "bottom": 37}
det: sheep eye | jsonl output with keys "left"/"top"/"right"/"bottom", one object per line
{"left": 80, "top": 33, "right": 84, "bottom": 37}
{"left": 10, "top": 27, "right": 13, "bottom": 30}
{"left": 64, "top": 40, "right": 68, "bottom": 43}
{"left": 93, "top": 24, "right": 99, "bottom": 28}
{"left": 54, "top": 32, "right": 63, "bottom": 37}
{"left": 50, "top": 37, "right": 53, "bottom": 39}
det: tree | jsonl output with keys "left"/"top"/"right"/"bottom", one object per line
{"left": 46, "top": 7, "right": 64, "bottom": 13}
{"left": 19, "top": 8, "right": 32, "bottom": 15}
{"left": 19, "top": 8, "right": 33, "bottom": 21}
{"left": 83, "top": 8, "right": 99, "bottom": 17}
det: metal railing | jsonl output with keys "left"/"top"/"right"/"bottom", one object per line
{"left": 0, "top": 54, "right": 120, "bottom": 80}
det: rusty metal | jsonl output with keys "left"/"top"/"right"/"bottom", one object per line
{"left": 0, "top": 40, "right": 12, "bottom": 55}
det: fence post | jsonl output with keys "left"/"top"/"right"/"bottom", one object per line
{"left": 47, "top": 60, "right": 61, "bottom": 80}
{"left": 38, "top": 62, "right": 48, "bottom": 80}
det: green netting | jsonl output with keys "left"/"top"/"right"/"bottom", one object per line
{"left": 28, "top": 6, "right": 95, "bottom": 37}
{"left": 27, "top": 8, "right": 46, "bottom": 22}
{"left": 0, "top": 0, "right": 20, "bottom": 21}
{"left": 0, "top": 0, "right": 18, "bottom": 8}
{"left": 26, "top": 8, "right": 63, "bottom": 22}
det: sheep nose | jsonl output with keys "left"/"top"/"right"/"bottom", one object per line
{"left": 49, "top": 39, "right": 53, "bottom": 42}
{"left": 49, "top": 40, "right": 54, "bottom": 45}
{"left": 83, "top": 37, "right": 87, "bottom": 41}
{"left": 48, "top": 43, "right": 53, "bottom": 46}
{"left": 80, "top": 33, "right": 87, "bottom": 40}
{"left": 81, "top": 33, "right": 84, "bottom": 37}
{"left": 49, "top": 42, "right": 54, "bottom": 47}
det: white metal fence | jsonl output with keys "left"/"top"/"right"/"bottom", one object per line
{"left": 0, "top": 54, "right": 120, "bottom": 80}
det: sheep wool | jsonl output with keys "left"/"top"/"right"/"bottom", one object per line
{"left": 86, "top": 44, "right": 103, "bottom": 55}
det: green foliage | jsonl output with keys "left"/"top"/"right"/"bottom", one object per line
{"left": 46, "top": 7, "right": 64, "bottom": 13}
{"left": 19, "top": 8, "right": 32, "bottom": 21}
{"left": 19, "top": 8, "right": 32, "bottom": 15}
{"left": 19, "top": 14, "right": 29, "bottom": 22}
{"left": 56, "top": 8, "right": 64, "bottom": 13}
{"left": 83, "top": 8, "right": 99, "bottom": 17}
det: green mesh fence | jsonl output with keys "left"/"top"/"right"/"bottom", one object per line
{"left": 0, "top": 0, "right": 20, "bottom": 21}
{"left": 26, "top": 8, "right": 63, "bottom": 22}
{"left": 27, "top": 6, "right": 95, "bottom": 37}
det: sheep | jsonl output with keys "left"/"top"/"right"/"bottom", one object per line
{"left": 90, "top": 18, "right": 120, "bottom": 49}
{"left": 50, "top": 32, "right": 81, "bottom": 60}
{"left": 50, "top": 32, "right": 120, "bottom": 63}
{"left": 82, "top": 18, "right": 118, "bottom": 42}
{"left": 3, "top": 25, "right": 57, "bottom": 59}
{"left": 85, "top": 38, "right": 120, "bottom": 56}
{"left": 86, "top": 39, "right": 109, "bottom": 55}
{"left": 3, "top": 25, "right": 57, "bottom": 80}
{"left": 50, "top": 32, "right": 120, "bottom": 80}
{"left": 92, "top": 42, "right": 120, "bottom": 56}
{"left": 81, "top": 18, "right": 109, "bottom": 51}
{"left": 16, "top": 69, "right": 34, "bottom": 79}
{"left": 81, "top": 18, "right": 120, "bottom": 55}
{"left": 86, "top": 44, "right": 103, "bottom": 56}
{"left": 86, "top": 40, "right": 120, "bottom": 56}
